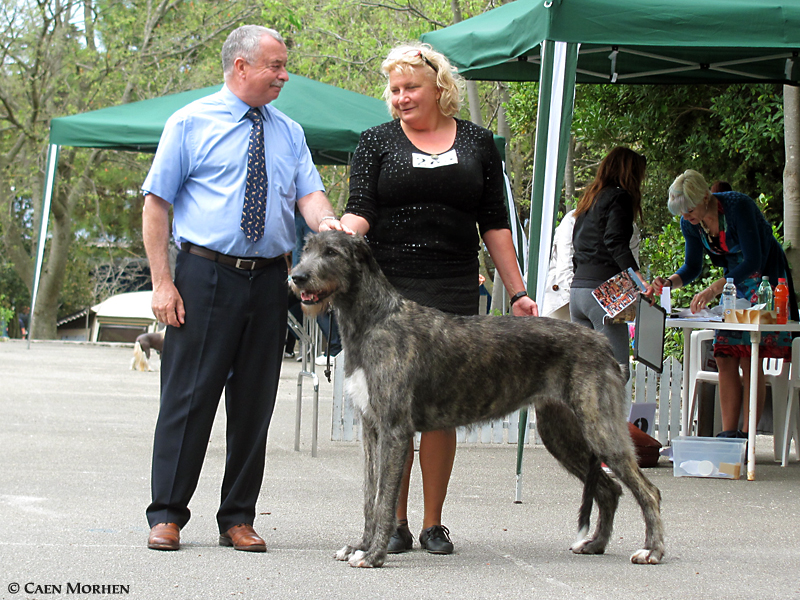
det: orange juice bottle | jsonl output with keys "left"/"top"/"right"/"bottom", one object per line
{"left": 775, "top": 277, "right": 789, "bottom": 324}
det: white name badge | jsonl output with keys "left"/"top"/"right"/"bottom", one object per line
{"left": 412, "top": 149, "right": 458, "bottom": 169}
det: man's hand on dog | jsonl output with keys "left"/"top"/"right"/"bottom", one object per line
{"left": 317, "top": 217, "right": 354, "bottom": 235}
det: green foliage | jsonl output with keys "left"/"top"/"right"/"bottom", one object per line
{"left": 0, "top": 294, "right": 15, "bottom": 333}
{"left": 6, "top": 0, "right": 788, "bottom": 337}
{"left": 0, "top": 256, "right": 30, "bottom": 336}
{"left": 0, "top": 259, "right": 29, "bottom": 337}
{"left": 1, "top": 0, "right": 260, "bottom": 335}
{"left": 503, "top": 81, "right": 537, "bottom": 210}
{"left": 58, "top": 251, "right": 94, "bottom": 319}
{"left": 640, "top": 220, "right": 716, "bottom": 360}
{"left": 504, "top": 81, "right": 786, "bottom": 238}
{"left": 257, "top": 0, "right": 496, "bottom": 201}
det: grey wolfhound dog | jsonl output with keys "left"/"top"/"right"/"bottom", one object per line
{"left": 290, "top": 231, "right": 664, "bottom": 568}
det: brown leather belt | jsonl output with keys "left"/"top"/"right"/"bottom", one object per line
{"left": 181, "top": 242, "right": 283, "bottom": 271}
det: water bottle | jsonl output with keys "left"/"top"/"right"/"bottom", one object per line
{"left": 775, "top": 277, "right": 789, "bottom": 324}
{"left": 722, "top": 277, "right": 737, "bottom": 316}
{"left": 757, "top": 276, "right": 773, "bottom": 310}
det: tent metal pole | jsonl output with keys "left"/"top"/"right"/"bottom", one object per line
{"left": 503, "top": 161, "right": 528, "bottom": 278}
{"left": 532, "top": 41, "right": 578, "bottom": 307}
{"left": 515, "top": 41, "right": 578, "bottom": 502}
{"left": 28, "top": 143, "right": 60, "bottom": 348}
{"left": 515, "top": 40, "right": 557, "bottom": 502}
{"left": 524, "top": 40, "right": 556, "bottom": 302}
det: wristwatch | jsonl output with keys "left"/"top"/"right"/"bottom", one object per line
{"left": 509, "top": 290, "right": 528, "bottom": 306}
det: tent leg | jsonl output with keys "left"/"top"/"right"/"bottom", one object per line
{"left": 515, "top": 43, "right": 577, "bottom": 500}
{"left": 526, "top": 41, "right": 578, "bottom": 305}
{"left": 29, "top": 143, "right": 60, "bottom": 347}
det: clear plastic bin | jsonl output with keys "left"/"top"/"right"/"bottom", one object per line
{"left": 672, "top": 436, "right": 746, "bottom": 479}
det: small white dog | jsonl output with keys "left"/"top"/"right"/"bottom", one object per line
{"left": 131, "top": 331, "right": 165, "bottom": 372}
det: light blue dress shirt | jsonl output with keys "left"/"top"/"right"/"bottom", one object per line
{"left": 142, "top": 85, "right": 324, "bottom": 258}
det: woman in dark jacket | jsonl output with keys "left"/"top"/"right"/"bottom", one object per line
{"left": 570, "top": 147, "right": 648, "bottom": 382}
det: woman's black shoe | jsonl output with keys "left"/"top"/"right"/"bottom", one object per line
{"left": 419, "top": 525, "right": 454, "bottom": 555}
{"left": 386, "top": 521, "right": 413, "bottom": 553}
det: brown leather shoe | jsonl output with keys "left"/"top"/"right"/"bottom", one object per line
{"left": 148, "top": 522, "right": 180, "bottom": 551}
{"left": 219, "top": 523, "right": 266, "bottom": 552}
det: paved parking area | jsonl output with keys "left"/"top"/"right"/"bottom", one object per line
{"left": 1, "top": 340, "right": 799, "bottom": 600}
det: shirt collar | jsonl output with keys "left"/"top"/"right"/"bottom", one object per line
{"left": 221, "top": 84, "right": 266, "bottom": 122}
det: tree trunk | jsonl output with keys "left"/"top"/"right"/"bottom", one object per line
{"left": 784, "top": 84, "right": 800, "bottom": 297}
{"left": 497, "top": 84, "right": 511, "bottom": 149}
{"left": 465, "top": 82, "right": 483, "bottom": 127}
{"left": 31, "top": 148, "right": 101, "bottom": 339}
{"left": 449, "top": 0, "right": 483, "bottom": 126}
{"left": 32, "top": 198, "right": 73, "bottom": 340}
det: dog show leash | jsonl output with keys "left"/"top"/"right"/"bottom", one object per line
{"left": 323, "top": 305, "right": 333, "bottom": 383}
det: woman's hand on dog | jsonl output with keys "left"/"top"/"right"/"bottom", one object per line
{"left": 512, "top": 295, "right": 539, "bottom": 317}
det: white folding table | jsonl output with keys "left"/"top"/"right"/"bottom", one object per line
{"left": 666, "top": 318, "right": 800, "bottom": 480}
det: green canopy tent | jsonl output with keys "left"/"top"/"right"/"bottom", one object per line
{"left": 32, "top": 73, "right": 525, "bottom": 339}
{"left": 31, "top": 74, "right": 391, "bottom": 339}
{"left": 421, "top": 0, "right": 800, "bottom": 499}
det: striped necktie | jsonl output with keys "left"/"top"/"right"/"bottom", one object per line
{"left": 241, "top": 107, "right": 267, "bottom": 242}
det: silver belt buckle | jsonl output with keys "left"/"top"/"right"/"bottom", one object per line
{"left": 235, "top": 257, "right": 256, "bottom": 270}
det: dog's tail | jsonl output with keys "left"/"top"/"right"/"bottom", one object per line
{"left": 577, "top": 454, "right": 601, "bottom": 536}
{"left": 131, "top": 341, "right": 151, "bottom": 372}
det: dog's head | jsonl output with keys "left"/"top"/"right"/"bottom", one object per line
{"left": 289, "top": 230, "right": 375, "bottom": 316}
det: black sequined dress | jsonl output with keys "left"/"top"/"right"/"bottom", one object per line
{"left": 345, "top": 118, "right": 509, "bottom": 315}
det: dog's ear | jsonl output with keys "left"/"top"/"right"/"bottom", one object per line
{"left": 349, "top": 234, "right": 377, "bottom": 266}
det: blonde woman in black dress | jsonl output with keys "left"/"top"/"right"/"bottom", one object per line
{"left": 341, "top": 43, "right": 537, "bottom": 555}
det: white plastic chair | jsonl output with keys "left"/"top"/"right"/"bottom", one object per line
{"left": 763, "top": 357, "right": 792, "bottom": 462}
{"left": 686, "top": 330, "right": 721, "bottom": 435}
{"left": 779, "top": 337, "right": 800, "bottom": 465}
{"left": 687, "top": 330, "right": 791, "bottom": 460}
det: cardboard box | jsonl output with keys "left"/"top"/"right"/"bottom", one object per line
{"left": 723, "top": 309, "right": 776, "bottom": 324}
{"left": 672, "top": 436, "right": 746, "bottom": 479}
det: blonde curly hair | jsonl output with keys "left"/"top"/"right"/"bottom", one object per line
{"left": 381, "top": 42, "right": 464, "bottom": 118}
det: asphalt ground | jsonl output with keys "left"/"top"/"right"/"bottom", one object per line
{"left": 1, "top": 339, "right": 799, "bottom": 600}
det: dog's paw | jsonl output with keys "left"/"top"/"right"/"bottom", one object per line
{"left": 630, "top": 548, "right": 663, "bottom": 564}
{"left": 335, "top": 545, "right": 356, "bottom": 561}
{"left": 347, "top": 550, "right": 369, "bottom": 567}
{"left": 347, "top": 550, "right": 385, "bottom": 568}
{"left": 570, "top": 538, "right": 606, "bottom": 555}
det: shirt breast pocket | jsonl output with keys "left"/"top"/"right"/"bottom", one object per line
{"left": 269, "top": 154, "right": 299, "bottom": 200}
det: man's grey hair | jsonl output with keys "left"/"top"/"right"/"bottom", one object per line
{"left": 222, "top": 25, "right": 284, "bottom": 76}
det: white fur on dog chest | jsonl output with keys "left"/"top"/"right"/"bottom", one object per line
{"left": 344, "top": 368, "right": 370, "bottom": 414}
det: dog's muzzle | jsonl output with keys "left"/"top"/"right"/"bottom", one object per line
{"left": 290, "top": 273, "right": 332, "bottom": 305}
{"left": 298, "top": 290, "right": 331, "bottom": 305}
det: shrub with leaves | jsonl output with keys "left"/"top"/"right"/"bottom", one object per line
{"left": 641, "top": 220, "right": 715, "bottom": 361}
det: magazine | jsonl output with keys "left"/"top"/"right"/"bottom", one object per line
{"left": 591, "top": 270, "right": 641, "bottom": 318}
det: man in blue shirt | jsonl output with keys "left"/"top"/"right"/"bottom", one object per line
{"left": 142, "top": 25, "right": 346, "bottom": 552}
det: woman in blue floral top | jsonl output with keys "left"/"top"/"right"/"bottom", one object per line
{"left": 651, "top": 170, "right": 796, "bottom": 439}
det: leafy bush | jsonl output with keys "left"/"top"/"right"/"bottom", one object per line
{"left": 0, "top": 295, "right": 15, "bottom": 337}
{"left": 640, "top": 220, "right": 716, "bottom": 361}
